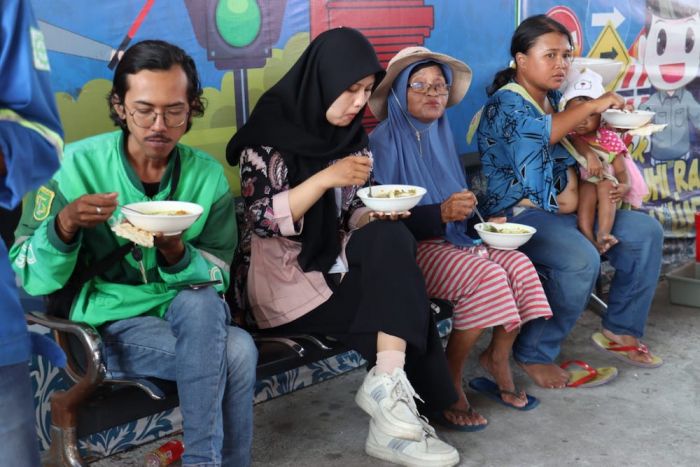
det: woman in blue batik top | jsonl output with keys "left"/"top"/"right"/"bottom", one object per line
{"left": 476, "top": 15, "right": 664, "bottom": 390}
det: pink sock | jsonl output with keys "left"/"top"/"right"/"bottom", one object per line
{"left": 375, "top": 350, "right": 406, "bottom": 375}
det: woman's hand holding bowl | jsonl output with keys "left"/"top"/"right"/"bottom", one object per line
{"left": 370, "top": 211, "right": 411, "bottom": 221}
{"left": 357, "top": 210, "right": 410, "bottom": 228}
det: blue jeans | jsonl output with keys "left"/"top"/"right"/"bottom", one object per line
{"left": 511, "top": 208, "right": 663, "bottom": 364}
{"left": 0, "top": 362, "right": 41, "bottom": 467}
{"left": 101, "top": 288, "right": 257, "bottom": 466}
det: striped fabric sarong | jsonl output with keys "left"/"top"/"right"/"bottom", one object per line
{"left": 416, "top": 239, "right": 552, "bottom": 332}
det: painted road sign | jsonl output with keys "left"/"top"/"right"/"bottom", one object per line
{"left": 588, "top": 21, "right": 630, "bottom": 89}
{"left": 547, "top": 5, "right": 583, "bottom": 56}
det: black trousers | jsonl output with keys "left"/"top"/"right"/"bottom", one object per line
{"left": 273, "top": 220, "right": 457, "bottom": 411}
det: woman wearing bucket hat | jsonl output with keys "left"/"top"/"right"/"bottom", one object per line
{"left": 369, "top": 46, "right": 553, "bottom": 429}
{"left": 226, "top": 28, "right": 460, "bottom": 466}
{"left": 476, "top": 15, "right": 663, "bottom": 389}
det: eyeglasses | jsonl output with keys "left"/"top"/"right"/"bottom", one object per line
{"left": 407, "top": 81, "right": 451, "bottom": 96}
{"left": 123, "top": 105, "right": 189, "bottom": 129}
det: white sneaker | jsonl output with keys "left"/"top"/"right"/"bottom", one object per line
{"left": 365, "top": 418, "right": 460, "bottom": 467}
{"left": 355, "top": 367, "right": 424, "bottom": 441}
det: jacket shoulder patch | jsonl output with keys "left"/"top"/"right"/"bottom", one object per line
{"left": 33, "top": 186, "right": 55, "bottom": 221}
{"left": 30, "top": 27, "right": 50, "bottom": 71}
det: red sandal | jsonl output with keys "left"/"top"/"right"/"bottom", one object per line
{"left": 560, "top": 360, "right": 618, "bottom": 388}
{"left": 591, "top": 332, "right": 663, "bottom": 368}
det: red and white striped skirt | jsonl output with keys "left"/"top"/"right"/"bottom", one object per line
{"left": 416, "top": 239, "right": 552, "bottom": 332}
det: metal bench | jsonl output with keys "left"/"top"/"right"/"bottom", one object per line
{"left": 26, "top": 295, "right": 452, "bottom": 466}
{"left": 26, "top": 306, "right": 353, "bottom": 466}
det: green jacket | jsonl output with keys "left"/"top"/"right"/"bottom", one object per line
{"left": 11, "top": 131, "right": 237, "bottom": 327}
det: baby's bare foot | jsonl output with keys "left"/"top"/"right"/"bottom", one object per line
{"left": 596, "top": 232, "right": 619, "bottom": 254}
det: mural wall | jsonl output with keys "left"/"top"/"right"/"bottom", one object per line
{"left": 25, "top": 0, "right": 698, "bottom": 458}
{"left": 30, "top": 0, "right": 699, "bottom": 270}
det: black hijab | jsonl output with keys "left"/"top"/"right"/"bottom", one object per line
{"left": 227, "top": 27, "right": 384, "bottom": 273}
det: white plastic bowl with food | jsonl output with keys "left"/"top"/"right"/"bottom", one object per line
{"left": 121, "top": 200, "right": 203, "bottom": 235}
{"left": 601, "top": 109, "right": 655, "bottom": 129}
{"left": 356, "top": 185, "right": 426, "bottom": 213}
{"left": 474, "top": 222, "right": 537, "bottom": 250}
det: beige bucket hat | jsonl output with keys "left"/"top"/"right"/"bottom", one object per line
{"left": 369, "top": 46, "right": 473, "bottom": 121}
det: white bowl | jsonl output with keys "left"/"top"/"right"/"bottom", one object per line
{"left": 356, "top": 185, "right": 426, "bottom": 213}
{"left": 601, "top": 109, "right": 655, "bottom": 129}
{"left": 121, "top": 201, "right": 203, "bottom": 235}
{"left": 568, "top": 58, "right": 623, "bottom": 87}
{"left": 474, "top": 222, "right": 536, "bottom": 250}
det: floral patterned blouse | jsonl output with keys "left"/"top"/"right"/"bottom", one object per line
{"left": 231, "top": 144, "right": 371, "bottom": 314}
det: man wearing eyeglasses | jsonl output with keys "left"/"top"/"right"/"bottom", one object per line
{"left": 11, "top": 40, "right": 257, "bottom": 466}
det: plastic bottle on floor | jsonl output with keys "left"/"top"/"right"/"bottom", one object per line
{"left": 144, "top": 439, "right": 184, "bottom": 466}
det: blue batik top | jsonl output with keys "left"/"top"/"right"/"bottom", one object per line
{"left": 476, "top": 83, "right": 576, "bottom": 217}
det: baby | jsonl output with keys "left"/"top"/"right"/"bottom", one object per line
{"left": 562, "top": 68, "right": 649, "bottom": 253}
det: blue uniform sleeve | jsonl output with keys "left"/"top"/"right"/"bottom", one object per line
{"left": 0, "top": 0, "right": 64, "bottom": 367}
{"left": 0, "top": 0, "right": 63, "bottom": 209}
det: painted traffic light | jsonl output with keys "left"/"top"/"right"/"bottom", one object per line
{"left": 215, "top": 0, "right": 261, "bottom": 48}
{"left": 185, "top": 0, "right": 286, "bottom": 70}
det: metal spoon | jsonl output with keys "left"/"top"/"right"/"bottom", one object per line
{"left": 473, "top": 205, "right": 487, "bottom": 224}
{"left": 120, "top": 205, "right": 145, "bottom": 215}
{"left": 474, "top": 206, "right": 499, "bottom": 232}
{"left": 368, "top": 154, "right": 375, "bottom": 197}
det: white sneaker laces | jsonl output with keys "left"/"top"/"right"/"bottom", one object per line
{"left": 392, "top": 371, "right": 439, "bottom": 441}
{"left": 418, "top": 414, "right": 438, "bottom": 439}
{"left": 388, "top": 370, "right": 426, "bottom": 417}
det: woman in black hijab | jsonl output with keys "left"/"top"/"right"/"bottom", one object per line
{"left": 227, "top": 28, "right": 463, "bottom": 466}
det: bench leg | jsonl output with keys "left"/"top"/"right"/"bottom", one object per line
{"left": 587, "top": 292, "right": 608, "bottom": 317}
{"left": 41, "top": 385, "right": 94, "bottom": 467}
{"left": 41, "top": 425, "right": 85, "bottom": 467}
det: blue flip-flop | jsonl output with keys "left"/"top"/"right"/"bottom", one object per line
{"left": 468, "top": 377, "right": 540, "bottom": 411}
{"left": 427, "top": 407, "right": 488, "bottom": 432}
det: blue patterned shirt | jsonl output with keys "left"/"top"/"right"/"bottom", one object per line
{"left": 476, "top": 86, "right": 576, "bottom": 217}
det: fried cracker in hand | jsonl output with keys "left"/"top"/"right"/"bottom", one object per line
{"left": 111, "top": 221, "right": 154, "bottom": 248}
